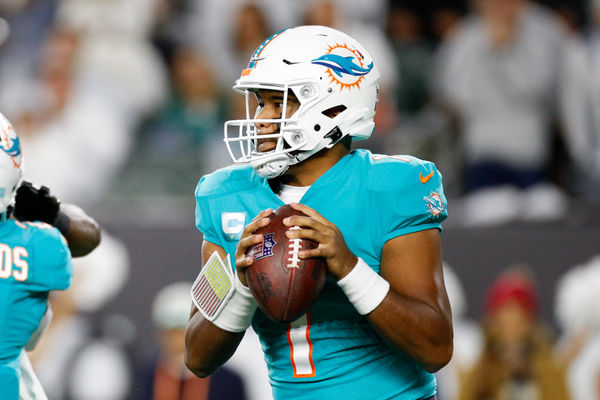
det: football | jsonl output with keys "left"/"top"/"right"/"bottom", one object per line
{"left": 245, "top": 204, "right": 327, "bottom": 323}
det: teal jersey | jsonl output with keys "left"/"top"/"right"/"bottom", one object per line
{"left": 195, "top": 149, "right": 448, "bottom": 400}
{"left": 0, "top": 219, "right": 72, "bottom": 399}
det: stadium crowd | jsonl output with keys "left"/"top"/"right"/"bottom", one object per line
{"left": 1, "top": 0, "right": 599, "bottom": 224}
{"left": 1, "top": 0, "right": 599, "bottom": 399}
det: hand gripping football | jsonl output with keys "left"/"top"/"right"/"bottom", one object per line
{"left": 245, "top": 205, "right": 327, "bottom": 323}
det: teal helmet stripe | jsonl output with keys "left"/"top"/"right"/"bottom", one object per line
{"left": 247, "top": 28, "right": 290, "bottom": 69}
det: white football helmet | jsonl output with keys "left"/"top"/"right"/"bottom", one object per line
{"left": 224, "top": 25, "right": 381, "bottom": 178}
{"left": 0, "top": 112, "right": 23, "bottom": 214}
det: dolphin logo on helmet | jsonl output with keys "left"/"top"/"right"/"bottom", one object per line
{"left": 311, "top": 54, "right": 373, "bottom": 78}
{"left": 0, "top": 113, "right": 24, "bottom": 213}
{"left": 0, "top": 124, "right": 22, "bottom": 168}
{"left": 0, "top": 135, "right": 21, "bottom": 158}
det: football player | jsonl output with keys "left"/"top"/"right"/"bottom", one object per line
{"left": 0, "top": 112, "right": 101, "bottom": 399}
{"left": 185, "top": 26, "right": 452, "bottom": 399}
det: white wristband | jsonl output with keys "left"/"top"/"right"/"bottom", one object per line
{"left": 337, "top": 257, "right": 390, "bottom": 315}
{"left": 191, "top": 252, "right": 257, "bottom": 333}
{"left": 211, "top": 273, "right": 257, "bottom": 332}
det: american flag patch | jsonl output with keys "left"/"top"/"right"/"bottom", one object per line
{"left": 191, "top": 252, "right": 234, "bottom": 320}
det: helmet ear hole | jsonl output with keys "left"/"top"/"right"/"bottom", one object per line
{"left": 322, "top": 105, "right": 347, "bottom": 119}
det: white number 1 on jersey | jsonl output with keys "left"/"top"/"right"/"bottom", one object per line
{"left": 286, "top": 312, "right": 315, "bottom": 378}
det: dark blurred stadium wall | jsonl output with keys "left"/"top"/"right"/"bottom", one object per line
{"left": 98, "top": 221, "right": 600, "bottom": 361}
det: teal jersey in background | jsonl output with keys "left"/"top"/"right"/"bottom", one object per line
{"left": 195, "top": 149, "right": 447, "bottom": 400}
{"left": 0, "top": 219, "right": 72, "bottom": 399}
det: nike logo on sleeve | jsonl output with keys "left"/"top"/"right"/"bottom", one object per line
{"left": 419, "top": 171, "right": 434, "bottom": 184}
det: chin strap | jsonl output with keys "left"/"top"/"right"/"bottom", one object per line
{"left": 323, "top": 126, "right": 343, "bottom": 147}
{"left": 252, "top": 154, "right": 291, "bottom": 178}
{"left": 288, "top": 125, "right": 345, "bottom": 167}
{"left": 251, "top": 124, "right": 347, "bottom": 178}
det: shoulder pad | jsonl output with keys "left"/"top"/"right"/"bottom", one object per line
{"left": 195, "top": 165, "right": 255, "bottom": 198}
{"left": 365, "top": 153, "right": 439, "bottom": 192}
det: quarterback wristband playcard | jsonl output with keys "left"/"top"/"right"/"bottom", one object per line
{"left": 191, "top": 251, "right": 235, "bottom": 321}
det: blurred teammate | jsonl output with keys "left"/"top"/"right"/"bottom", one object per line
{"left": 0, "top": 112, "right": 101, "bottom": 399}
{"left": 185, "top": 26, "right": 453, "bottom": 399}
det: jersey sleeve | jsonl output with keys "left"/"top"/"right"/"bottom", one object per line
{"left": 29, "top": 227, "right": 73, "bottom": 292}
{"left": 382, "top": 161, "right": 448, "bottom": 244}
{"left": 195, "top": 175, "right": 225, "bottom": 248}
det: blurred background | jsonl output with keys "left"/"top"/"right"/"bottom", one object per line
{"left": 2, "top": 0, "right": 600, "bottom": 398}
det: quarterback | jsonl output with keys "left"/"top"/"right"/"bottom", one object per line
{"left": 185, "top": 26, "right": 453, "bottom": 399}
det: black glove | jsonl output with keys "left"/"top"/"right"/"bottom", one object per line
{"left": 13, "top": 181, "right": 60, "bottom": 224}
